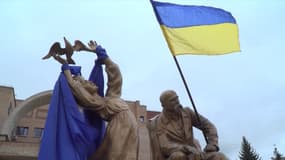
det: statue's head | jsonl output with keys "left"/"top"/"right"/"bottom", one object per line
{"left": 73, "top": 76, "right": 98, "bottom": 94}
{"left": 160, "top": 90, "right": 181, "bottom": 111}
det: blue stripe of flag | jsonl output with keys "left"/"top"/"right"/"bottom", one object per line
{"left": 151, "top": 0, "right": 237, "bottom": 28}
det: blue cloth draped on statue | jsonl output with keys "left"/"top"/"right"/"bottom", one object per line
{"left": 38, "top": 63, "right": 105, "bottom": 160}
{"left": 84, "top": 46, "right": 108, "bottom": 154}
{"left": 83, "top": 59, "right": 106, "bottom": 156}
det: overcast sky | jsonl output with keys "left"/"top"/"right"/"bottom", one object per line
{"left": 1, "top": 0, "right": 285, "bottom": 159}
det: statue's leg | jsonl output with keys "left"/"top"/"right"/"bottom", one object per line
{"left": 168, "top": 151, "right": 187, "bottom": 160}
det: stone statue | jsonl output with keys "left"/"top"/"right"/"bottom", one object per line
{"left": 52, "top": 40, "right": 138, "bottom": 160}
{"left": 148, "top": 90, "right": 227, "bottom": 160}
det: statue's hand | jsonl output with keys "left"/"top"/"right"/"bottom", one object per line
{"left": 204, "top": 144, "right": 219, "bottom": 152}
{"left": 183, "top": 145, "right": 200, "bottom": 155}
{"left": 88, "top": 40, "right": 97, "bottom": 51}
{"left": 53, "top": 55, "right": 67, "bottom": 64}
{"left": 183, "top": 146, "right": 204, "bottom": 160}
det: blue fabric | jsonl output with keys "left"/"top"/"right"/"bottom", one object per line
{"left": 70, "top": 66, "right": 82, "bottom": 76}
{"left": 38, "top": 71, "right": 99, "bottom": 160}
{"left": 89, "top": 61, "right": 104, "bottom": 97}
{"left": 62, "top": 64, "right": 82, "bottom": 76}
{"left": 61, "top": 63, "right": 70, "bottom": 71}
{"left": 150, "top": 0, "right": 236, "bottom": 28}
{"left": 95, "top": 45, "right": 109, "bottom": 61}
{"left": 83, "top": 59, "right": 106, "bottom": 156}
{"left": 83, "top": 46, "right": 109, "bottom": 156}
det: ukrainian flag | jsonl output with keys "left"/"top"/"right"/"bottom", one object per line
{"left": 150, "top": 0, "right": 240, "bottom": 55}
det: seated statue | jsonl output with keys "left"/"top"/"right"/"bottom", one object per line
{"left": 148, "top": 90, "right": 228, "bottom": 160}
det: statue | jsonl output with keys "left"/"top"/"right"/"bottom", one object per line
{"left": 41, "top": 39, "right": 138, "bottom": 160}
{"left": 148, "top": 90, "right": 227, "bottom": 160}
{"left": 40, "top": 38, "right": 227, "bottom": 160}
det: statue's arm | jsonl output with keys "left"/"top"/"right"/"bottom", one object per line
{"left": 67, "top": 40, "right": 122, "bottom": 98}
{"left": 63, "top": 69, "right": 105, "bottom": 111}
{"left": 104, "top": 58, "right": 122, "bottom": 98}
{"left": 187, "top": 108, "right": 219, "bottom": 151}
{"left": 86, "top": 43, "right": 122, "bottom": 98}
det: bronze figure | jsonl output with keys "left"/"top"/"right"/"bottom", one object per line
{"left": 148, "top": 90, "right": 228, "bottom": 160}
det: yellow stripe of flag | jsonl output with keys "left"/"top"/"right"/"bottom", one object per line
{"left": 160, "top": 23, "right": 240, "bottom": 55}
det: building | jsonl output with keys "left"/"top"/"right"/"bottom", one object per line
{"left": 0, "top": 85, "right": 160, "bottom": 160}
{"left": 0, "top": 86, "right": 17, "bottom": 131}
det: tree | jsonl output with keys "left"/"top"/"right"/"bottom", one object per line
{"left": 239, "top": 136, "right": 262, "bottom": 160}
{"left": 271, "top": 146, "right": 285, "bottom": 160}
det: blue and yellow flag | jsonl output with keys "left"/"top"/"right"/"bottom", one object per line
{"left": 150, "top": 0, "right": 240, "bottom": 55}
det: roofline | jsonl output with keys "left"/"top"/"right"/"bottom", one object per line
{"left": 0, "top": 85, "right": 14, "bottom": 90}
{"left": 0, "top": 85, "right": 17, "bottom": 107}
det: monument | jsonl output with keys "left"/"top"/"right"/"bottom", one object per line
{"left": 40, "top": 38, "right": 227, "bottom": 160}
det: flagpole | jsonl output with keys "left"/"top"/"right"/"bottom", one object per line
{"left": 172, "top": 55, "right": 209, "bottom": 144}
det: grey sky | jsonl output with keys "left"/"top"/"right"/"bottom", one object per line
{"left": 1, "top": 0, "right": 285, "bottom": 159}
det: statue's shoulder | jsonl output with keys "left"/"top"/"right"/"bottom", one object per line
{"left": 181, "top": 107, "right": 197, "bottom": 120}
{"left": 181, "top": 106, "right": 192, "bottom": 114}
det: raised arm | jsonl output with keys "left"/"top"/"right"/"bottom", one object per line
{"left": 74, "top": 40, "right": 123, "bottom": 97}
{"left": 54, "top": 55, "right": 105, "bottom": 111}
{"left": 65, "top": 71, "right": 105, "bottom": 111}
{"left": 103, "top": 57, "right": 122, "bottom": 98}
{"left": 90, "top": 42, "right": 122, "bottom": 98}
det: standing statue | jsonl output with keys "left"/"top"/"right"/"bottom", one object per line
{"left": 40, "top": 39, "right": 138, "bottom": 160}
{"left": 149, "top": 90, "right": 227, "bottom": 160}
{"left": 60, "top": 41, "right": 138, "bottom": 160}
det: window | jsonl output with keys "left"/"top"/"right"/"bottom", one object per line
{"left": 139, "top": 116, "right": 144, "bottom": 122}
{"left": 34, "top": 128, "right": 44, "bottom": 138}
{"left": 16, "top": 127, "right": 29, "bottom": 137}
